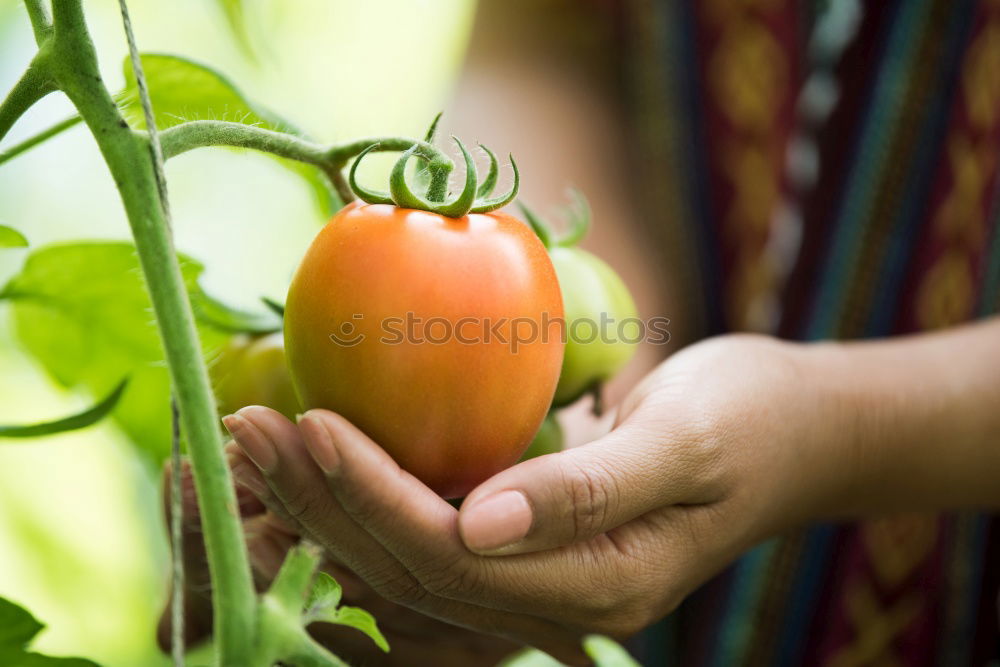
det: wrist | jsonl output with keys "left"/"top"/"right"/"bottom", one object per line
{"left": 792, "top": 341, "right": 887, "bottom": 519}
{"left": 793, "top": 324, "right": 1000, "bottom": 518}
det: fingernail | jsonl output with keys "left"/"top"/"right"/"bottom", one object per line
{"left": 223, "top": 414, "right": 278, "bottom": 472}
{"left": 461, "top": 490, "right": 532, "bottom": 553}
{"left": 301, "top": 413, "right": 340, "bottom": 474}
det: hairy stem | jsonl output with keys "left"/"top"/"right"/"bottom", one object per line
{"left": 157, "top": 120, "right": 454, "bottom": 203}
{"left": 326, "top": 136, "right": 451, "bottom": 167}
{"left": 0, "top": 53, "right": 55, "bottom": 144}
{"left": 256, "top": 544, "right": 348, "bottom": 667}
{"left": 0, "top": 115, "right": 81, "bottom": 165}
{"left": 266, "top": 543, "right": 321, "bottom": 613}
{"left": 48, "top": 1, "right": 256, "bottom": 663}
{"left": 160, "top": 119, "right": 330, "bottom": 163}
{"left": 24, "top": 0, "right": 52, "bottom": 44}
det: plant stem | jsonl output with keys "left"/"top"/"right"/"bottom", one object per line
{"left": 0, "top": 53, "right": 55, "bottom": 144}
{"left": 326, "top": 136, "right": 450, "bottom": 167}
{"left": 157, "top": 120, "right": 454, "bottom": 203}
{"left": 0, "top": 115, "right": 81, "bottom": 165}
{"left": 23, "top": 0, "right": 52, "bottom": 44}
{"left": 256, "top": 544, "right": 348, "bottom": 667}
{"left": 48, "top": 1, "right": 256, "bottom": 663}
{"left": 266, "top": 543, "right": 321, "bottom": 613}
{"left": 160, "top": 120, "right": 330, "bottom": 162}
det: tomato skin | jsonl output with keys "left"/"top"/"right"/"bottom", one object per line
{"left": 519, "top": 413, "right": 563, "bottom": 461}
{"left": 284, "top": 204, "right": 564, "bottom": 498}
{"left": 550, "top": 246, "right": 639, "bottom": 406}
{"left": 211, "top": 333, "right": 301, "bottom": 421}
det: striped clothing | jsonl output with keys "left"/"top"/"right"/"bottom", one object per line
{"left": 618, "top": 1, "right": 1000, "bottom": 664}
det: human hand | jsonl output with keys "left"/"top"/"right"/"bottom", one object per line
{"left": 156, "top": 449, "right": 515, "bottom": 665}
{"left": 223, "top": 334, "right": 853, "bottom": 663}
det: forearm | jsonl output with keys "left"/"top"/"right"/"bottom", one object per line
{"left": 806, "top": 317, "right": 1000, "bottom": 516}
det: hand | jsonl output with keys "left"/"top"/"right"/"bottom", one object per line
{"left": 223, "top": 334, "right": 851, "bottom": 663}
{"left": 156, "top": 449, "right": 515, "bottom": 665}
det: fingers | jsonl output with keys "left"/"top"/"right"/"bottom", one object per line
{"left": 459, "top": 400, "right": 724, "bottom": 556}
{"left": 223, "top": 408, "right": 402, "bottom": 580}
{"left": 227, "top": 406, "right": 588, "bottom": 663}
{"left": 290, "top": 411, "right": 644, "bottom": 625}
{"left": 296, "top": 410, "right": 459, "bottom": 569}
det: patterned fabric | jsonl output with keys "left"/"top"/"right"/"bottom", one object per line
{"left": 618, "top": 0, "right": 1000, "bottom": 664}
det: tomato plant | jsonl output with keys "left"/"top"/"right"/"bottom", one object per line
{"left": 0, "top": 2, "right": 641, "bottom": 664}
{"left": 520, "top": 193, "right": 639, "bottom": 408}
{"left": 286, "top": 141, "right": 564, "bottom": 498}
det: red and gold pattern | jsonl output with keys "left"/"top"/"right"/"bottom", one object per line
{"left": 695, "top": 0, "right": 798, "bottom": 331}
{"left": 829, "top": 4, "right": 1000, "bottom": 665}
{"left": 911, "top": 4, "right": 1000, "bottom": 330}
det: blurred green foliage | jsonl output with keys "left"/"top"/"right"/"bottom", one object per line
{"left": 2, "top": 242, "right": 227, "bottom": 461}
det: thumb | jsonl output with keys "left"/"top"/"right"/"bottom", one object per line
{"left": 458, "top": 407, "right": 719, "bottom": 556}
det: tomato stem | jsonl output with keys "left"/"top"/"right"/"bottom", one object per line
{"left": 389, "top": 137, "right": 479, "bottom": 216}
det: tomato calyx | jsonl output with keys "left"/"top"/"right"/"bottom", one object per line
{"left": 348, "top": 125, "right": 519, "bottom": 218}
{"left": 517, "top": 188, "right": 591, "bottom": 249}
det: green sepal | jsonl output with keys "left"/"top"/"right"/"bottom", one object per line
{"left": 349, "top": 144, "right": 395, "bottom": 205}
{"left": 476, "top": 144, "right": 499, "bottom": 198}
{"left": 423, "top": 112, "right": 443, "bottom": 143}
{"left": 470, "top": 154, "right": 518, "bottom": 213}
{"left": 0, "top": 378, "right": 128, "bottom": 438}
{"left": 556, "top": 188, "right": 591, "bottom": 247}
{"left": 517, "top": 201, "right": 554, "bottom": 249}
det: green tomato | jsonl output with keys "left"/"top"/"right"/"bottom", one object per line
{"left": 211, "top": 332, "right": 301, "bottom": 421}
{"left": 519, "top": 413, "right": 563, "bottom": 461}
{"left": 550, "top": 246, "right": 639, "bottom": 407}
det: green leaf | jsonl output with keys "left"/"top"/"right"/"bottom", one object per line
{"left": 303, "top": 573, "right": 387, "bottom": 653}
{"left": 0, "top": 225, "right": 28, "bottom": 248}
{"left": 328, "top": 607, "right": 389, "bottom": 653}
{"left": 0, "top": 378, "right": 128, "bottom": 438}
{"left": 303, "top": 572, "right": 342, "bottom": 622}
{"left": 120, "top": 54, "right": 334, "bottom": 213}
{"left": 0, "top": 597, "right": 99, "bottom": 666}
{"left": 0, "top": 597, "right": 42, "bottom": 647}
{"left": 0, "top": 242, "right": 228, "bottom": 460}
{"left": 583, "top": 635, "right": 641, "bottom": 667}
{"left": 261, "top": 296, "right": 285, "bottom": 318}
{"left": 191, "top": 283, "right": 281, "bottom": 335}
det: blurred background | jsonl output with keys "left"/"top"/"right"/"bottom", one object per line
{"left": 0, "top": 1, "right": 666, "bottom": 664}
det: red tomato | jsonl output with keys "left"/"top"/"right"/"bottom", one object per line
{"left": 284, "top": 204, "right": 564, "bottom": 497}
